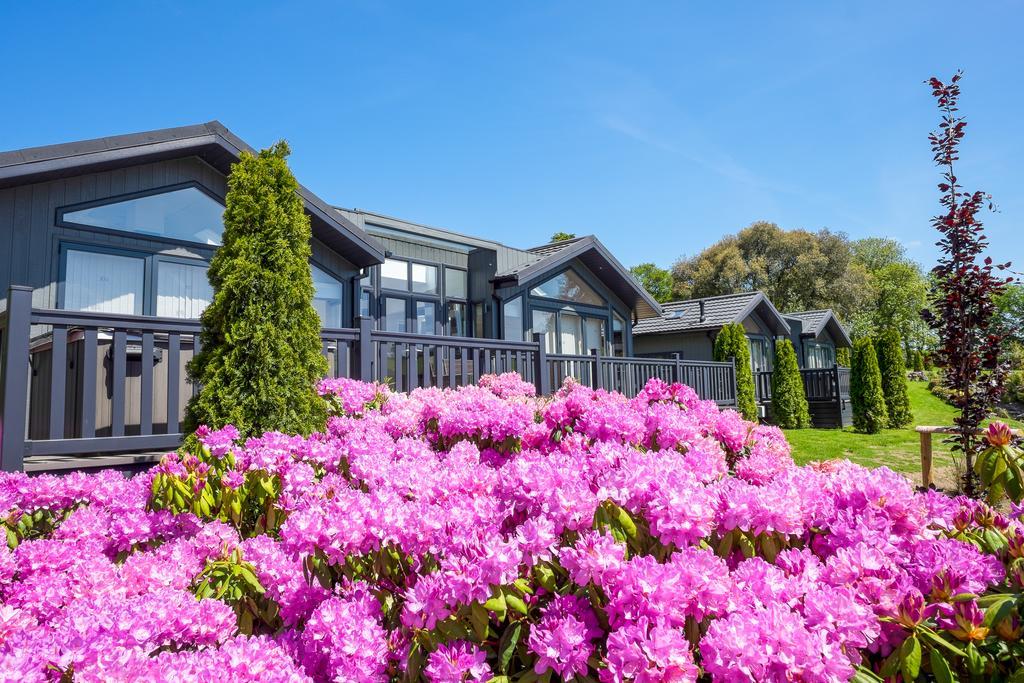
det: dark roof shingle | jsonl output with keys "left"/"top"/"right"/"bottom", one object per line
{"left": 633, "top": 292, "right": 766, "bottom": 335}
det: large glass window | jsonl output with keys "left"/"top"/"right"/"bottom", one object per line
{"left": 806, "top": 342, "right": 836, "bottom": 369}
{"left": 63, "top": 249, "right": 145, "bottom": 315}
{"left": 560, "top": 311, "right": 584, "bottom": 355}
{"left": 311, "top": 265, "right": 344, "bottom": 328}
{"left": 415, "top": 300, "right": 436, "bottom": 335}
{"left": 530, "top": 270, "right": 603, "bottom": 306}
{"left": 381, "top": 259, "right": 409, "bottom": 291}
{"left": 531, "top": 310, "right": 557, "bottom": 353}
{"left": 62, "top": 187, "right": 224, "bottom": 245}
{"left": 584, "top": 317, "right": 606, "bottom": 355}
{"left": 411, "top": 263, "right": 438, "bottom": 295}
{"left": 446, "top": 302, "right": 468, "bottom": 337}
{"left": 445, "top": 268, "right": 468, "bottom": 299}
{"left": 157, "top": 260, "right": 212, "bottom": 319}
{"left": 749, "top": 337, "right": 773, "bottom": 373}
{"left": 503, "top": 297, "right": 524, "bottom": 341}
{"left": 612, "top": 313, "right": 626, "bottom": 356}
{"left": 383, "top": 297, "right": 406, "bottom": 332}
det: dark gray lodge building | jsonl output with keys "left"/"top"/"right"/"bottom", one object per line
{"left": 0, "top": 122, "right": 738, "bottom": 472}
{"left": 633, "top": 292, "right": 853, "bottom": 428}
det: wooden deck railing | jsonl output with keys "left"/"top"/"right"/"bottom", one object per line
{"left": 754, "top": 365, "right": 851, "bottom": 403}
{"left": 0, "top": 286, "right": 737, "bottom": 471}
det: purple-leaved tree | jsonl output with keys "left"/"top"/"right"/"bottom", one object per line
{"left": 922, "top": 71, "right": 1013, "bottom": 495}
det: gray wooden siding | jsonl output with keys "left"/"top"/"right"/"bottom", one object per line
{"left": 373, "top": 235, "right": 470, "bottom": 269}
{"left": 633, "top": 331, "right": 715, "bottom": 361}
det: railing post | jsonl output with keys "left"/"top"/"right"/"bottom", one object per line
{"left": 672, "top": 353, "right": 681, "bottom": 385}
{"left": 355, "top": 316, "right": 373, "bottom": 381}
{"left": 1, "top": 286, "right": 32, "bottom": 472}
{"left": 533, "top": 333, "right": 550, "bottom": 396}
{"left": 590, "top": 347, "right": 603, "bottom": 390}
{"left": 730, "top": 356, "right": 738, "bottom": 407}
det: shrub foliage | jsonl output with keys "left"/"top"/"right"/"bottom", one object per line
{"left": 186, "top": 142, "right": 328, "bottom": 438}
{"left": 851, "top": 337, "right": 888, "bottom": 434}
{"left": 876, "top": 329, "right": 913, "bottom": 428}
{"left": 713, "top": 322, "right": 758, "bottom": 421}
{"left": 770, "top": 339, "right": 810, "bottom": 429}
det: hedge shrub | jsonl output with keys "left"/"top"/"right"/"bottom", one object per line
{"left": 713, "top": 322, "right": 758, "bottom": 420}
{"left": 836, "top": 346, "right": 852, "bottom": 367}
{"left": 851, "top": 337, "right": 888, "bottom": 434}
{"left": 876, "top": 330, "right": 913, "bottom": 428}
{"left": 186, "top": 142, "right": 328, "bottom": 438}
{"left": 912, "top": 350, "right": 926, "bottom": 372}
{"left": 770, "top": 339, "right": 810, "bottom": 428}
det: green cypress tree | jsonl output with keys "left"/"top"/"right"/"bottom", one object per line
{"left": 770, "top": 339, "right": 811, "bottom": 428}
{"left": 913, "top": 350, "right": 926, "bottom": 372}
{"left": 851, "top": 337, "right": 889, "bottom": 434}
{"left": 713, "top": 323, "right": 758, "bottom": 420}
{"left": 185, "top": 142, "right": 328, "bottom": 438}
{"left": 836, "top": 346, "right": 852, "bottom": 367}
{"left": 877, "top": 329, "right": 913, "bottom": 427}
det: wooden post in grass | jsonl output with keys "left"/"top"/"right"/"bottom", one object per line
{"left": 916, "top": 425, "right": 1024, "bottom": 488}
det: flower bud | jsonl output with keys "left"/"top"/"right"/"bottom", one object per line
{"left": 986, "top": 421, "right": 1014, "bottom": 447}
{"left": 995, "top": 614, "right": 1023, "bottom": 642}
{"left": 896, "top": 591, "right": 927, "bottom": 628}
{"left": 939, "top": 601, "right": 989, "bottom": 642}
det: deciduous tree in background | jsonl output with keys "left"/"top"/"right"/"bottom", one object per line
{"left": 713, "top": 323, "right": 758, "bottom": 420}
{"left": 550, "top": 231, "right": 576, "bottom": 242}
{"left": 994, "top": 283, "right": 1024, "bottom": 346}
{"left": 921, "top": 72, "right": 1011, "bottom": 495}
{"left": 770, "top": 339, "right": 810, "bottom": 429}
{"left": 671, "top": 222, "right": 872, "bottom": 323}
{"left": 851, "top": 337, "right": 888, "bottom": 434}
{"left": 850, "top": 237, "right": 934, "bottom": 351}
{"left": 186, "top": 142, "right": 328, "bottom": 438}
{"left": 876, "top": 329, "right": 913, "bottom": 427}
{"left": 629, "top": 262, "right": 675, "bottom": 303}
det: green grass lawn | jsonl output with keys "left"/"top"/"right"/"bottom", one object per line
{"left": 784, "top": 382, "right": 1023, "bottom": 486}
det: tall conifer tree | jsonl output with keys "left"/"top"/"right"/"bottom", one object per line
{"left": 186, "top": 142, "right": 328, "bottom": 437}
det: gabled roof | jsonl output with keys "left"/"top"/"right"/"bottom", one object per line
{"left": 633, "top": 291, "right": 790, "bottom": 336}
{"left": 0, "top": 121, "right": 385, "bottom": 267}
{"left": 495, "top": 236, "right": 662, "bottom": 320}
{"left": 784, "top": 309, "right": 852, "bottom": 347}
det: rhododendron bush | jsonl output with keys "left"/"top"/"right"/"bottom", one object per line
{"left": 2, "top": 374, "right": 1024, "bottom": 682}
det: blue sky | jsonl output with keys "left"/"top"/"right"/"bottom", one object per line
{"left": 1, "top": 2, "right": 1021, "bottom": 271}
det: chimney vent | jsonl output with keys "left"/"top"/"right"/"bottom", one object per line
{"left": 699, "top": 300, "right": 706, "bottom": 323}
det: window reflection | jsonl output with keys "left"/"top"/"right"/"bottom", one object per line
{"left": 311, "top": 265, "right": 343, "bottom": 327}
{"left": 62, "top": 187, "right": 224, "bottom": 245}
{"left": 530, "top": 271, "right": 603, "bottom": 306}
